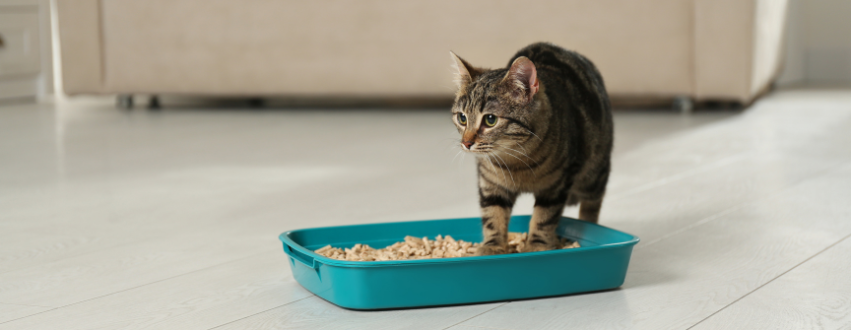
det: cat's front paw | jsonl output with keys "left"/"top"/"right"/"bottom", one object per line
{"left": 520, "top": 241, "right": 558, "bottom": 253}
{"left": 475, "top": 244, "right": 507, "bottom": 256}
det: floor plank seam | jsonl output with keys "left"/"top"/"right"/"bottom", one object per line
{"left": 440, "top": 302, "right": 511, "bottom": 330}
{"left": 636, "top": 205, "right": 745, "bottom": 250}
{"left": 206, "top": 295, "right": 313, "bottom": 330}
{"left": 635, "top": 158, "right": 850, "bottom": 251}
{"left": 0, "top": 302, "right": 53, "bottom": 308}
{"left": 685, "top": 231, "right": 851, "bottom": 330}
{"left": 451, "top": 325, "right": 515, "bottom": 330}
{"left": 0, "top": 237, "right": 161, "bottom": 276}
{"left": 607, "top": 154, "right": 746, "bottom": 203}
{"left": 0, "top": 250, "right": 273, "bottom": 325}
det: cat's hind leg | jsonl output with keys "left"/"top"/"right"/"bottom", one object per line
{"left": 578, "top": 197, "right": 603, "bottom": 223}
{"left": 571, "top": 157, "right": 610, "bottom": 223}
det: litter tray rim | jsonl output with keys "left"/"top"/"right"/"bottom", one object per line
{"left": 280, "top": 215, "right": 639, "bottom": 268}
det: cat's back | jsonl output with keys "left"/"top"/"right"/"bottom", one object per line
{"left": 510, "top": 42, "right": 610, "bottom": 125}
{"left": 509, "top": 42, "right": 599, "bottom": 81}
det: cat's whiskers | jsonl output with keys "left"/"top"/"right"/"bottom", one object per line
{"left": 514, "top": 141, "right": 530, "bottom": 155}
{"left": 499, "top": 148, "right": 536, "bottom": 176}
{"left": 500, "top": 143, "right": 539, "bottom": 167}
{"left": 524, "top": 128, "right": 544, "bottom": 142}
{"left": 492, "top": 152, "right": 516, "bottom": 188}
{"left": 451, "top": 149, "right": 464, "bottom": 164}
{"left": 485, "top": 154, "right": 508, "bottom": 184}
{"left": 445, "top": 138, "right": 464, "bottom": 151}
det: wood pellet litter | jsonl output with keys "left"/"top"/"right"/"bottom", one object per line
{"left": 314, "top": 232, "right": 581, "bottom": 261}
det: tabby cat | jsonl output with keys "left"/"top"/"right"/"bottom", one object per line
{"left": 450, "top": 42, "right": 613, "bottom": 256}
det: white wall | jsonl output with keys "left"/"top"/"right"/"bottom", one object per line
{"left": 778, "top": 0, "right": 851, "bottom": 86}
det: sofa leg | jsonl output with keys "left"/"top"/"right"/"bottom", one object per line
{"left": 117, "top": 94, "right": 134, "bottom": 109}
{"left": 673, "top": 96, "right": 693, "bottom": 114}
{"left": 148, "top": 95, "right": 161, "bottom": 110}
{"left": 248, "top": 97, "right": 266, "bottom": 108}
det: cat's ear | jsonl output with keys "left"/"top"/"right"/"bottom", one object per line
{"left": 504, "top": 56, "right": 539, "bottom": 102}
{"left": 450, "top": 51, "right": 482, "bottom": 88}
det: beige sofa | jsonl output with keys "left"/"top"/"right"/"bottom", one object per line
{"left": 56, "top": 0, "right": 788, "bottom": 106}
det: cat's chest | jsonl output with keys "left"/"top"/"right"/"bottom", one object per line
{"left": 478, "top": 159, "right": 562, "bottom": 193}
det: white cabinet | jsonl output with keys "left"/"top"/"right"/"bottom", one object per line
{"left": 0, "top": 0, "right": 50, "bottom": 102}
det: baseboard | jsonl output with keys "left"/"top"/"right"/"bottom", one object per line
{"left": 0, "top": 75, "right": 38, "bottom": 101}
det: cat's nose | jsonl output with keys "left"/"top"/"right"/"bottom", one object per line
{"left": 461, "top": 141, "right": 474, "bottom": 149}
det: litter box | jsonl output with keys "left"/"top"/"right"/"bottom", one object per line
{"left": 279, "top": 215, "right": 639, "bottom": 310}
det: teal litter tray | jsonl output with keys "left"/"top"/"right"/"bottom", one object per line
{"left": 279, "top": 215, "right": 639, "bottom": 310}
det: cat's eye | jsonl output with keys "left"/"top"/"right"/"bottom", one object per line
{"left": 458, "top": 113, "right": 467, "bottom": 125}
{"left": 484, "top": 114, "right": 498, "bottom": 127}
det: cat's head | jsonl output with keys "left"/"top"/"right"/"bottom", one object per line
{"left": 450, "top": 52, "right": 542, "bottom": 157}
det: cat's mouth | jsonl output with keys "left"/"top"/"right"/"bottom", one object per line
{"left": 462, "top": 143, "right": 494, "bottom": 155}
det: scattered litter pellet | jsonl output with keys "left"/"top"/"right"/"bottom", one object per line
{"left": 314, "top": 233, "right": 581, "bottom": 261}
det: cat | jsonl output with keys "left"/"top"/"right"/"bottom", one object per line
{"left": 450, "top": 42, "right": 613, "bottom": 256}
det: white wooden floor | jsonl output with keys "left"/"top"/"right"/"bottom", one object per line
{"left": 1, "top": 89, "right": 850, "bottom": 329}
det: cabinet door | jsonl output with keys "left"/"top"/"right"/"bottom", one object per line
{"left": 0, "top": 9, "right": 41, "bottom": 77}
{"left": 0, "top": 4, "right": 41, "bottom": 100}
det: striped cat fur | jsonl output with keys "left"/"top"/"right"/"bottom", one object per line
{"left": 450, "top": 42, "right": 613, "bottom": 255}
